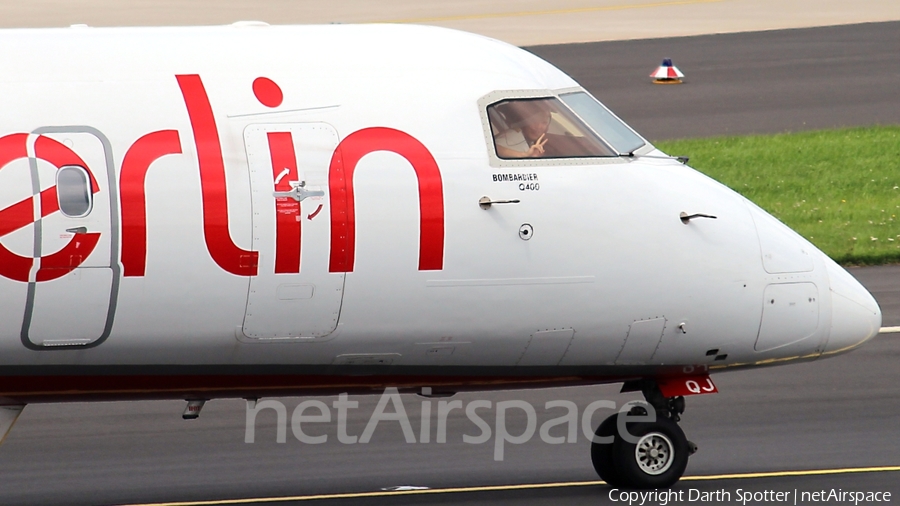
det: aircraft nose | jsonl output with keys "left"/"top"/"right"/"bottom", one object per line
{"left": 823, "top": 257, "right": 881, "bottom": 355}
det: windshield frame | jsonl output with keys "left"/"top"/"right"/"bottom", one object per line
{"left": 478, "top": 89, "right": 654, "bottom": 168}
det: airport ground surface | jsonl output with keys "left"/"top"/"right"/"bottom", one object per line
{"left": 3, "top": 0, "right": 899, "bottom": 46}
{"left": 2, "top": 331, "right": 898, "bottom": 506}
{"left": 528, "top": 21, "right": 900, "bottom": 140}
{"left": 1, "top": 6, "right": 899, "bottom": 506}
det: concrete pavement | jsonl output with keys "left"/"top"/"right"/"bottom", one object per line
{"left": 2, "top": 0, "right": 899, "bottom": 46}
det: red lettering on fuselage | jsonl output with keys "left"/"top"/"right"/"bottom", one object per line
{"left": 176, "top": 74, "right": 258, "bottom": 276}
{"left": 267, "top": 132, "right": 302, "bottom": 274}
{"left": 0, "top": 134, "right": 101, "bottom": 282}
{"left": 328, "top": 127, "right": 444, "bottom": 273}
{"left": 120, "top": 130, "right": 183, "bottom": 277}
{"left": 0, "top": 76, "right": 446, "bottom": 283}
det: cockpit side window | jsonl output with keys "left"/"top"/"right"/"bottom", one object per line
{"left": 488, "top": 97, "right": 616, "bottom": 159}
{"left": 559, "top": 91, "right": 646, "bottom": 155}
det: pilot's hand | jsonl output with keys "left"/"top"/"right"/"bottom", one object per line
{"left": 526, "top": 134, "right": 547, "bottom": 157}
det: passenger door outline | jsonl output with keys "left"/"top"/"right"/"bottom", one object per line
{"left": 21, "top": 126, "right": 120, "bottom": 350}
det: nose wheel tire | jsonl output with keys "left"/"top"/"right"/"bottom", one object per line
{"left": 590, "top": 414, "right": 625, "bottom": 487}
{"left": 613, "top": 417, "right": 689, "bottom": 488}
{"left": 591, "top": 414, "right": 690, "bottom": 489}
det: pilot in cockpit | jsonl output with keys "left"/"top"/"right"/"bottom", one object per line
{"left": 491, "top": 100, "right": 551, "bottom": 159}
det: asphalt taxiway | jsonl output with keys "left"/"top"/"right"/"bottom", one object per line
{"left": 113, "top": 472, "right": 900, "bottom": 506}
{"left": 0, "top": 330, "right": 897, "bottom": 505}
{"left": 528, "top": 21, "right": 900, "bottom": 140}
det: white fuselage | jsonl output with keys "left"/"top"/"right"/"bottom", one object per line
{"left": 0, "top": 23, "right": 880, "bottom": 402}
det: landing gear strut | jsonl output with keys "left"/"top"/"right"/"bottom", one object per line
{"left": 591, "top": 380, "right": 695, "bottom": 489}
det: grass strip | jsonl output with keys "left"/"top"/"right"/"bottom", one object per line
{"left": 656, "top": 126, "right": 900, "bottom": 265}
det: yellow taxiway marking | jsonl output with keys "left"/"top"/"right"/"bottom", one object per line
{"left": 120, "top": 465, "right": 900, "bottom": 506}
{"left": 381, "top": 0, "right": 723, "bottom": 24}
{"left": 879, "top": 326, "right": 900, "bottom": 334}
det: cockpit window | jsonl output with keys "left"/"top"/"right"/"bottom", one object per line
{"left": 488, "top": 97, "right": 616, "bottom": 159}
{"left": 559, "top": 92, "right": 646, "bottom": 155}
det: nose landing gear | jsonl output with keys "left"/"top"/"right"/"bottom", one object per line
{"left": 591, "top": 381, "right": 694, "bottom": 489}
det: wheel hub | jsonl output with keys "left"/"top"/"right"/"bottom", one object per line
{"left": 634, "top": 432, "right": 674, "bottom": 475}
